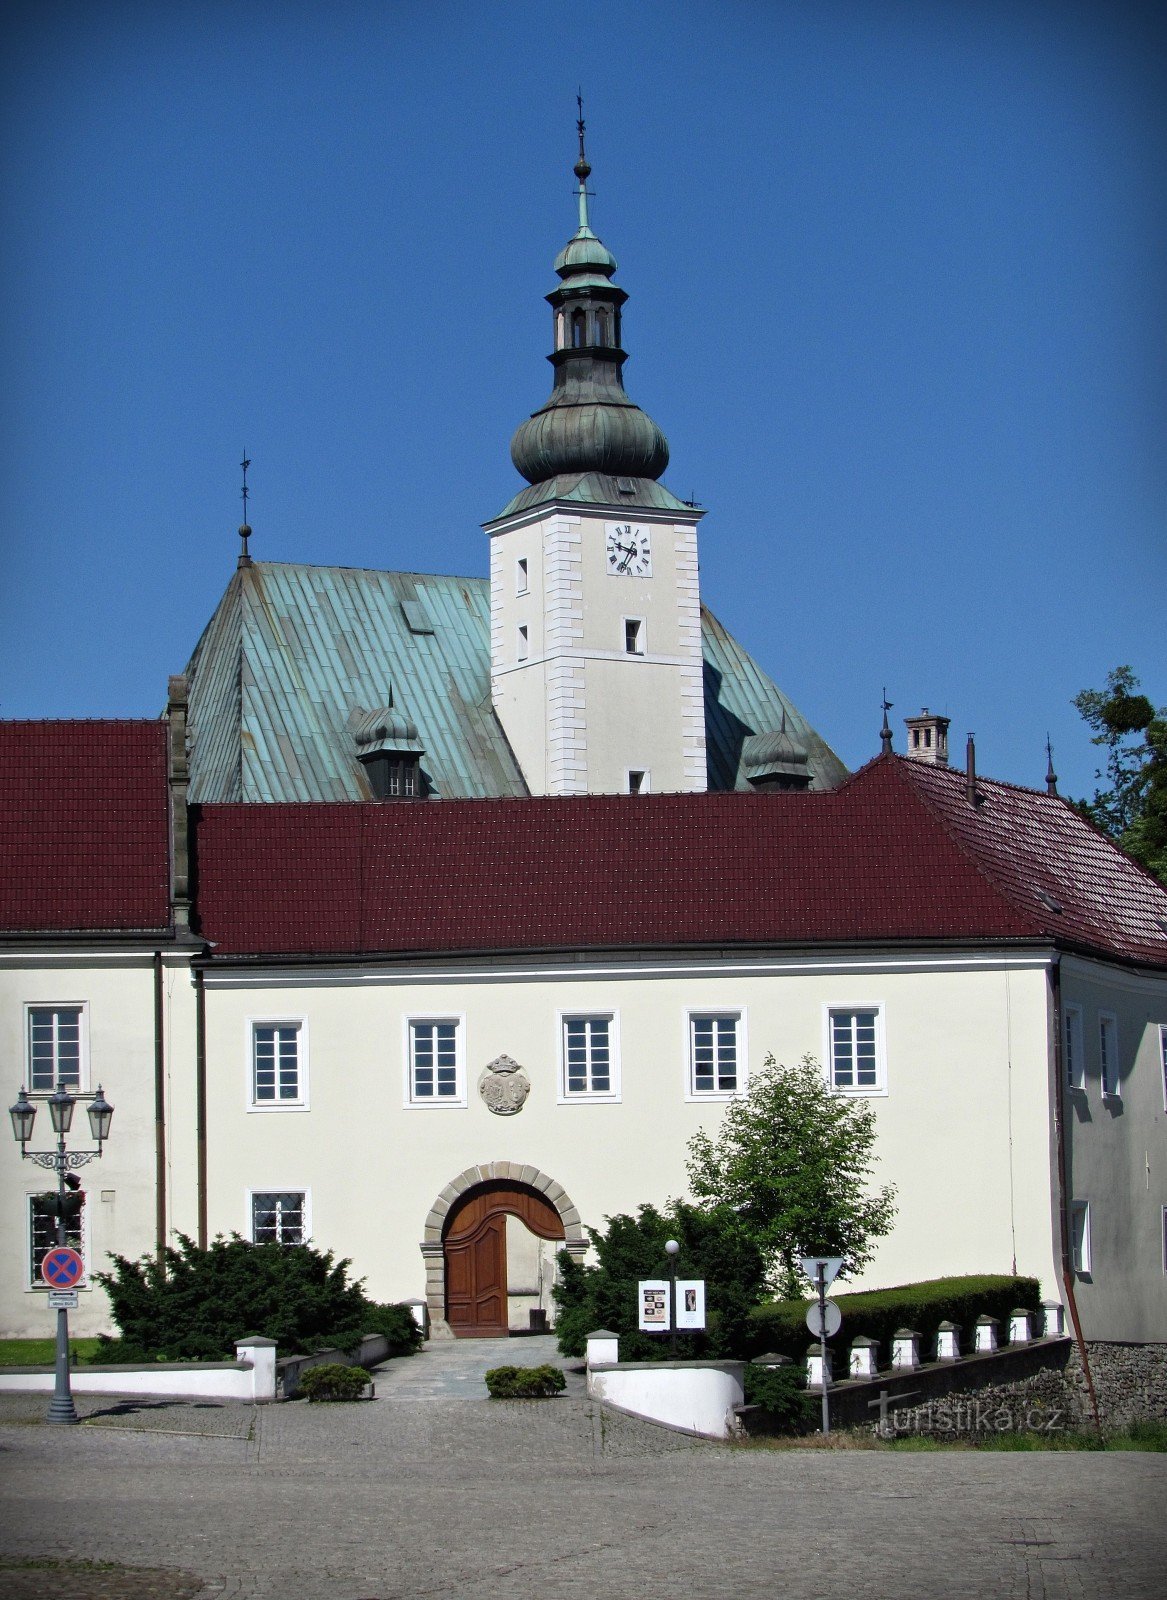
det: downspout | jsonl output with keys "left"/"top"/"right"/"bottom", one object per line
{"left": 1049, "top": 956, "right": 1101, "bottom": 1431}
{"left": 195, "top": 967, "right": 208, "bottom": 1250}
{"left": 153, "top": 951, "right": 166, "bottom": 1262}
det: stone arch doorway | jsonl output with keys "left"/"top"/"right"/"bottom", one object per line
{"left": 420, "top": 1164, "right": 587, "bottom": 1338}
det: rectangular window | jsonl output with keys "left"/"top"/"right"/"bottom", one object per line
{"left": 251, "top": 1191, "right": 307, "bottom": 1246}
{"left": 28, "top": 1194, "right": 83, "bottom": 1287}
{"left": 27, "top": 1005, "right": 85, "bottom": 1092}
{"left": 827, "top": 1007, "right": 884, "bottom": 1093}
{"left": 1099, "top": 1012, "right": 1118, "bottom": 1097}
{"left": 251, "top": 1021, "right": 306, "bottom": 1107}
{"left": 517, "top": 623, "right": 529, "bottom": 662}
{"left": 623, "top": 617, "right": 644, "bottom": 655}
{"left": 408, "top": 1019, "right": 463, "bottom": 1105}
{"left": 627, "top": 769, "right": 649, "bottom": 794}
{"left": 516, "top": 556, "right": 528, "bottom": 595}
{"left": 1071, "top": 1200, "right": 1091, "bottom": 1275}
{"left": 1064, "top": 1004, "right": 1085, "bottom": 1091}
{"left": 560, "top": 1014, "right": 620, "bottom": 1100}
{"left": 688, "top": 1013, "right": 742, "bottom": 1097}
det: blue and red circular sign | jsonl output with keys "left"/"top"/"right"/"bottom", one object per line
{"left": 41, "top": 1247, "right": 84, "bottom": 1288}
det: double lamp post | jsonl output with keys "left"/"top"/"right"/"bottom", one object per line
{"left": 9, "top": 1080, "right": 114, "bottom": 1424}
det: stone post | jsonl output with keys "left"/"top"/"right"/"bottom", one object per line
{"left": 806, "top": 1343, "right": 833, "bottom": 1388}
{"left": 236, "top": 1336, "right": 277, "bottom": 1403}
{"left": 1041, "top": 1300, "right": 1065, "bottom": 1337}
{"left": 974, "top": 1315, "right": 999, "bottom": 1353}
{"left": 935, "top": 1321, "right": 961, "bottom": 1362}
{"left": 891, "top": 1329, "right": 920, "bottom": 1371}
{"left": 586, "top": 1330, "right": 619, "bottom": 1368}
{"left": 1009, "top": 1309, "right": 1032, "bottom": 1345}
{"left": 849, "top": 1336, "right": 878, "bottom": 1379}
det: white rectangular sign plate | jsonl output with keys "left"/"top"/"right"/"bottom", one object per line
{"left": 675, "top": 1279, "right": 706, "bottom": 1331}
{"left": 47, "top": 1290, "right": 79, "bottom": 1310}
{"left": 638, "top": 1279, "right": 671, "bottom": 1331}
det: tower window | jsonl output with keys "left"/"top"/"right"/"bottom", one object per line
{"left": 571, "top": 309, "right": 587, "bottom": 348}
{"left": 516, "top": 557, "right": 528, "bottom": 595}
{"left": 596, "top": 309, "right": 610, "bottom": 346}
{"left": 627, "top": 770, "right": 649, "bottom": 794}
{"left": 363, "top": 753, "right": 423, "bottom": 800}
{"left": 623, "top": 617, "right": 644, "bottom": 655}
{"left": 517, "top": 623, "right": 529, "bottom": 662}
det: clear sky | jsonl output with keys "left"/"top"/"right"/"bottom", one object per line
{"left": 1, "top": 0, "right": 1163, "bottom": 802}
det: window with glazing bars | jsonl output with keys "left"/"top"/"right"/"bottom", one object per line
{"left": 252, "top": 1024, "right": 302, "bottom": 1103}
{"left": 28, "top": 1007, "right": 83, "bottom": 1092}
{"left": 252, "top": 1192, "right": 306, "bottom": 1245}
{"left": 563, "top": 1017, "right": 611, "bottom": 1095}
{"left": 29, "top": 1194, "right": 83, "bottom": 1285}
{"left": 829, "top": 1010, "right": 880, "bottom": 1090}
{"left": 690, "top": 1015, "right": 739, "bottom": 1094}
{"left": 410, "top": 1021, "right": 459, "bottom": 1098}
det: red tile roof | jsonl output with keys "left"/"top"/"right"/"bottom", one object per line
{"left": 0, "top": 721, "right": 172, "bottom": 934}
{"left": 191, "top": 756, "right": 1167, "bottom": 966}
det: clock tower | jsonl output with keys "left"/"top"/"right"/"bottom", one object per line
{"left": 485, "top": 111, "right": 707, "bottom": 796}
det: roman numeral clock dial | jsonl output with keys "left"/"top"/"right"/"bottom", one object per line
{"left": 606, "top": 524, "right": 652, "bottom": 577}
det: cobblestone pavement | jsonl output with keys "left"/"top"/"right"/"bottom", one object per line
{"left": 0, "top": 1343, "right": 1164, "bottom": 1600}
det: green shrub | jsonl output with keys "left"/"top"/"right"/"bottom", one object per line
{"left": 743, "top": 1274, "right": 1042, "bottom": 1364}
{"left": 553, "top": 1202, "right": 766, "bottom": 1362}
{"left": 742, "top": 1362, "right": 816, "bottom": 1435}
{"left": 299, "top": 1363, "right": 369, "bottom": 1402}
{"left": 484, "top": 1364, "right": 567, "bottom": 1399}
{"left": 93, "top": 1234, "right": 423, "bottom": 1361}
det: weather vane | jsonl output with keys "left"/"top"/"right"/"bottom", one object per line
{"left": 880, "top": 688, "right": 894, "bottom": 754}
{"left": 238, "top": 451, "right": 252, "bottom": 565}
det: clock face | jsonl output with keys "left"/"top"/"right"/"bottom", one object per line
{"left": 606, "top": 524, "right": 652, "bottom": 577}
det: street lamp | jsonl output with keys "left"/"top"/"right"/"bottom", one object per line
{"left": 8, "top": 1079, "right": 114, "bottom": 1424}
{"left": 664, "top": 1238, "right": 680, "bottom": 1357}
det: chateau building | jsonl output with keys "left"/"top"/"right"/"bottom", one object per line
{"left": 2, "top": 134, "right": 1165, "bottom": 1348}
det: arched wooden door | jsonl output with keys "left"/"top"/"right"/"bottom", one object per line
{"left": 443, "top": 1181, "right": 565, "bottom": 1337}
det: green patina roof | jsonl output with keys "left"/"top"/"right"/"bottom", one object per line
{"left": 183, "top": 560, "right": 847, "bottom": 802}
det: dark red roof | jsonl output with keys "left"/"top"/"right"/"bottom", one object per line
{"left": 0, "top": 721, "right": 172, "bottom": 934}
{"left": 191, "top": 756, "right": 1167, "bottom": 966}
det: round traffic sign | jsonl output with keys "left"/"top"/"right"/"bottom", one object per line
{"left": 41, "top": 1246, "right": 84, "bottom": 1289}
{"left": 806, "top": 1299, "right": 842, "bottom": 1338}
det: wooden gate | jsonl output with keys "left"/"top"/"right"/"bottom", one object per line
{"left": 443, "top": 1181, "right": 565, "bottom": 1337}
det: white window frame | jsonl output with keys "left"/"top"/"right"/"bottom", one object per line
{"left": 1070, "top": 1199, "right": 1091, "bottom": 1276}
{"left": 823, "top": 1004, "right": 887, "bottom": 1096}
{"left": 247, "top": 1018, "right": 309, "bottom": 1112}
{"left": 515, "top": 556, "right": 529, "bottom": 596}
{"left": 1098, "top": 1011, "right": 1119, "bottom": 1098}
{"left": 403, "top": 1014, "right": 467, "bottom": 1108}
{"left": 26, "top": 1190, "right": 88, "bottom": 1291}
{"left": 1063, "top": 1003, "right": 1085, "bottom": 1091}
{"left": 247, "top": 1188, "right": 312, "bottom": 1246}
{"left": 626, "top": 769, "right": 650, "bottom": 794}
{"left": 685, "top": 1010, "right": 747, "bottom": 1101}
{"left": 516, "top": 623, "right": 529, "bottom": 663}
{"left": 623, "top": 615, "right": 646, "bottom": 656}
{"left": 24, "top": 1002, "right": 89, "bottom": 1095}
{"left": 558, "top": 1011, "right": 621, "bottom": 1104}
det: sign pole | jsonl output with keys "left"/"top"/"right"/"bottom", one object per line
{"left": 47, "top": 1127, "right": 78, "bottom": 1425}
{"left": 817, "top": 1263, "right": 830, "bottom": 1437}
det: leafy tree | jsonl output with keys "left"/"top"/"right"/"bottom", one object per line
{"left": 553, "top": 1200, "right": 766, "bottom": 1361}
{"left": 1073, "top": 666, "right": 1167, "bottom": 886}
{"left": 685, "top": 1055, "right": 897, "bottom": 1299}
{"left": 94, "top": 1234, "right": 422, "bottom": 1361}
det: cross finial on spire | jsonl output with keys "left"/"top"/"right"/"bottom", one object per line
{"left": 1045, "top": 734, "right": 1058, "bottom": 797}
{"left": 574, "top": 90, "right": 593, "bottom": 232}
{"left": 238, "top": 451, "right": 253, "bottom": 567}
{"left": 880, "top": 689, "right": 894, "bottom": 755}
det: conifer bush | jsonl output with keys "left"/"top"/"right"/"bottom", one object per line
{"left": 484, "top": 1364, "right": 566, "bottom": 1398}
{"left": 299, "top": 1363, "right": 370, "bottom": 1402}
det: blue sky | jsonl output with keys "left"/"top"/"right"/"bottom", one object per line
{"left": 1, "top": 0, "right": 1163, "bottom": 801}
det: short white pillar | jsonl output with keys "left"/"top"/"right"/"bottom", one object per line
{"left": 236, "top": 1336, "right": 278, "bottom": 1403}
{"left": 586, "top": 1329, "right": 620, "bottom": 1368}
{"left": 849, "top": 1336, "right": 878, "bottom": 1379}
{"left": 974, "top": 1315, "right": 999, "bottom": 1353}
{"left": 891, "top": 1329, "right": 920, "bottom": 1371}
{"left": 1041, "top": 1300, "right": 1065, "bottom": 1338}
{"left": 1009, "top": 1309, "right": 1032, "bottom": 1345}
{"left": 935, "top": 1321, "right": 961, "bottom": 1362}
{"left": 806, "top": 1344, "right": 833, "bottom": 1388}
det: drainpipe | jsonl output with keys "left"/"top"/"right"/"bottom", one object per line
{"left": 1049, "top": 956, "right": 1101, "bottom": 1431}
{"left": 195, "top": 967, "right": 208, "bottom": 1250}
{"left": 153, "top": 952, "right": 167, "bottom": 1263}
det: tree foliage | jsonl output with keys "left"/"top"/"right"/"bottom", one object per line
{"left": 685, "top": 1055, "right": 897, "bottom": 1299}
{"left": 94, "top": 1234, "right": 422, "bottom": 1361}
{"left": 552, "top": 1200, "right": 766, "bottom": 1361}
{"left": 1073, "top": 666, "right": 1167, "bottom": 886}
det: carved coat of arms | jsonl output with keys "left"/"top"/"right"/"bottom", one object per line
{"left": 477, "top": 1054, "right": 531, "bottom": 1116}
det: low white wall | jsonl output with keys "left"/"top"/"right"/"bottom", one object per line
{"left": 0, "top": 1337, "right": 277, "bottom": 1403}
{"left": 587, "top": 1359, "right": 745, "bottom": 1440}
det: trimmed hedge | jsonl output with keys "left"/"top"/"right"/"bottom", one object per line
{"left": 741, "top": 1362, "right": 817, "bottom": 1435}
{"left": 484, "top": 1364, "right": 567, "bottom": 1399}
{"left": 744, "top": 1275, "right": 1043, "bottom": 1364}
{"left": 299, "top": 1363, "right": 369, "bottom": 1402}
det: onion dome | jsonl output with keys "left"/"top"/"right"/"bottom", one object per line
{"left": 506, "top": 109, "right": 673, "bottom": 501}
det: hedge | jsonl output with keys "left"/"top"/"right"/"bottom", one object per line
{"left": 744, "top": 1274, "right": 1043, "bottom": 1364}
{"left": 484, "top": 1364, "right": 567, "bottom": 1399}
{"left": 299, "top": 1364, "right": 370, "bottom": 1402}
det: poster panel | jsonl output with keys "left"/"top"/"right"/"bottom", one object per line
{"left": 638, "top": 1279, "right": 671, "bottom": 1331}
{"left": 675, "top": 1279, "right": 706, "bottom": 1330}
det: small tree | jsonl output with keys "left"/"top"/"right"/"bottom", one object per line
{"left": 1073, "top": 666, "right": 1167, "bottom": 886}
{"left": 685, "top": 1055, "right": 896, "bottom": 1298}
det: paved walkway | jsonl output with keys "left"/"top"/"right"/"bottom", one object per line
{"left": 372, "top": 1332, "right": 583, "bottom": 1400}
{"left": 1, "top": 1339, "right": 1165, "bottom": 1600}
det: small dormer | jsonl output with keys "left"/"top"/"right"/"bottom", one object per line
{"left": 351, "top": 707, "right": 427, "bottom": 800}
{"left": 903, "top": 708, "right": 950, "bottom": 766}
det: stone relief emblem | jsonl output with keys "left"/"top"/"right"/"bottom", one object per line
{"left": 478, "top": 1053, "right": 530, "bottom": 1116}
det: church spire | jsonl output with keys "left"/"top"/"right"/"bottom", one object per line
{"left": 574, "top": 91, "right": 593, "bottom": 235}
